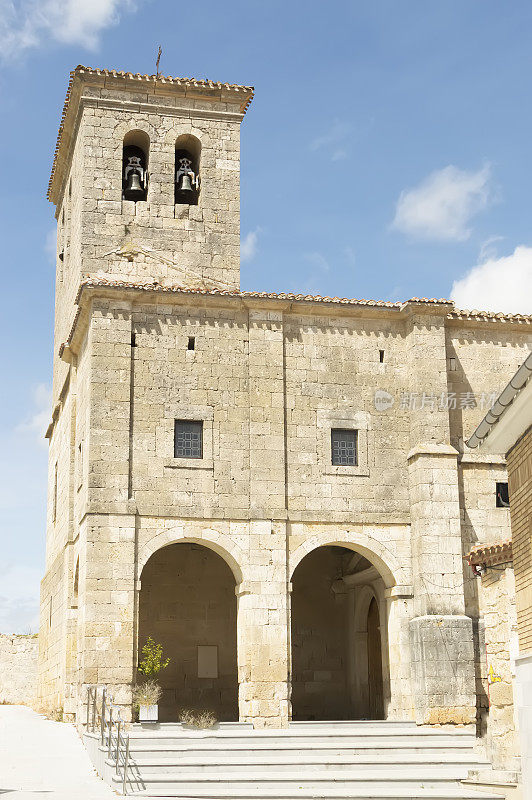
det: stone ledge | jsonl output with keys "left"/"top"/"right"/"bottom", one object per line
{"left": 407, "top": 442, "right": 459, "bottom": 462}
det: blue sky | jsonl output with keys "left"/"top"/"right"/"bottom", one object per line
{"left": 1, "top": 0, "right": 532, "bottom": 631}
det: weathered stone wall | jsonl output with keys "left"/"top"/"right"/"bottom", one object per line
{"left": 508, "top": 425, "right": 532, "bottom": 653}
{"left": 39, "top": 288, "right": 532, "bottom": 726}
{"left": 478, "top": 565, "right": 520, "bottom": 774}
{"left": 0, "top": 634, "right": 38, "bottom": 704}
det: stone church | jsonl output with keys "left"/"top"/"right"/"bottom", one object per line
{"left": 38, "top": 65, "right": 531, "bottom": 761}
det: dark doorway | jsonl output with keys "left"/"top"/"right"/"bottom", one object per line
{"left": 138, "top": 543, "right": 238, "bottom": 722}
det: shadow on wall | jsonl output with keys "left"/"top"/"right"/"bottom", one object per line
{"left": 290, "top": 545, "right": 386, "bottom": 721}
{"left": 138, "top": 543, "right": 238, "bottom": 722}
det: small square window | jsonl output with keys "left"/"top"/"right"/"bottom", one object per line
{"left": 331, "top": 429, "right": 357, "bottom": 466}
{"left": 187, "top": 337, "right": 195, "bottom": 351}
{"left": 496, "top": 482, "right": 509, "bottom": 508}
{"left": 174, "top": 420, "right": 203, "bottom": 459}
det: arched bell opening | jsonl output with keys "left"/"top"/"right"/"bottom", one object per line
{"left": 122, "top": 130, "right": 149, "bottom": 202}
{"left": 175, "top": 134, "right": 201, "bottom": 205}
{"left": 290, "top": 545, "right": 389, "bottom": 721}
{"left": 138, "top": 542, "right": 238, "bottom": 722}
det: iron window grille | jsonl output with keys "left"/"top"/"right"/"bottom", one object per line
{"left": 331, "top": 428, "right": 358, "bottom": 466}
{"left": 174, "top": 420, "right": 203, "bottom": 459}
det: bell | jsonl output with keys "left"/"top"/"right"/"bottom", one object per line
{"left": 177, "top": 173, "right": 193, "bottom": 194}
{"left": 124, "top": 170, "right": 144, "bottom": 200}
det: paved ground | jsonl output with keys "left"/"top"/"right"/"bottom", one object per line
{"left": 0, "top": 705, "right": 121, "bottom": 799}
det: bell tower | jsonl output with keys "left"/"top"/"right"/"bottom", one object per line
{"left": 48, "top": 66, "right": 253, "bottom": 365}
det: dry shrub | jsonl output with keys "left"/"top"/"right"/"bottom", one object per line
{"left": 178, "top": 708, "right": 217, "bottom": 729}
{"left": 132, "top": 680, "right": 162, "bottom": 708}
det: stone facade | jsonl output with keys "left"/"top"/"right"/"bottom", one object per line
{"left": 38, "top": 67, "right": 532, "bottom": 742}
{"left": 508, "top": 424, "right": 532, "bottom": 790}
{"left": 0, "top": 634, "right": 38, "bottom": 705}
{"left": 508, "top": 426, "right": 532, "bottom": 652}
{"left": 468, "top": 541, "right": 520, "bottom": 780}
{"left": 466, "top": 357, "right": 532, "bottom": 790}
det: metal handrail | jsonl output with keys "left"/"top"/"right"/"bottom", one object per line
{"left": 86, "top": 685, "right": 131, "bottom": 794}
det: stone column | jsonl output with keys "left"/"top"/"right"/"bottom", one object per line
{"left": 247, "top": 307, "right": 287, "bottom": 517}
{"left": 78, "top": 514, "right": 137, "bottom": 721}
{"left": 238, "top": 307, "right": 290, "bottom": 727}
{"left": 403, "top": 302, "right": 476, "bottom": 725}
{"left": 236, "top": 521, "right": 290, "bottom": 728}
{"left": 385, "top": 587, "right": 416, "bottom": 720}
{"left": 77, "top": 299, "right": 137, "bottom": 721}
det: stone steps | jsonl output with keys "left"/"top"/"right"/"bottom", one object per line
{"left": 84, "top": 721, "right": 498, "bottom": 800}
{"left": 122, "top": 752, "right": 487, "bottom": 772}
{"left": 111, "top": 776, "right": 501, "bottom": 799}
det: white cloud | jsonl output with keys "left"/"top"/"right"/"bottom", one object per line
{"left": 16, "top": 383, "right": 52, "bottom": 447}
{"left": 392, "top": 164, "right": 492, "bottom": 241}
{"left": 478, "top": 234, "right": 504, "bottom": 264}
{"left": 0, "top": 564, "right": 41, "bottom": 633}
{"left": 240, "top": 228, "right": 260, "bottom": 262}
{"left": 451, "top": 245, "right": 532, "bottom": 314}
{"left": 0, "top": 0, "right": 137, "bottom": 59}
{"left": 309, "top": 119, "right": 351, "bottom": 162}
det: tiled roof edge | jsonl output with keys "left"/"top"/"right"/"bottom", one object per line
{"left": 73, "top": 276, "right": 425, "bottom": 308}
{"left": 450, "top": 308, "right": 532, "bottom": 323}
{"left": 467, "top": 540, "right": 513, "bottom": 568}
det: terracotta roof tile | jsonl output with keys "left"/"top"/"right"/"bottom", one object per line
{"left": 467, "top": 539, "right": 513, "bottom": 568}
{"left": 449, "top": 307, "right": 532, "bottom": 323}
{"left": 74, "top": 276, "right": 418, "bottom": 307}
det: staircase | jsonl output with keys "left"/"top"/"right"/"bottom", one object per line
{"left": 84, "top": 720, "right": 501, "bottom": 799}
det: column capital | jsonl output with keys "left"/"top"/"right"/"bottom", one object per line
{"left": 384, "top": 584, "right": 414, "bottom": 600}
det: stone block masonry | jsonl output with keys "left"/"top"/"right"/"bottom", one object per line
{"left": 0, "top": 634, "right": 38, "bottom": 705}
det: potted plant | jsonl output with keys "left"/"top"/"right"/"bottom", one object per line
{"left": 135, "top": 637, "right": 170, "bottom": 723}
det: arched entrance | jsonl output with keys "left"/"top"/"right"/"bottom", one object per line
{"left": 290, "top": 545, "right": 388, "bottom": 721}
{"left": 138, "top": 542, "right": 238, "bottom": 722}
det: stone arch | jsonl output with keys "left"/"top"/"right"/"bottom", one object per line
{"left": 113, "top": 119, "right": 156, "bottom": 148}
{"left": 138, "top": 524, "right": 244, "bottom": 586}
{"left": 138, "top": 534, "right": 240, "bottom": 722}
{"left": 353, "top": 583, "right": 379, "bottom": 631}
{"left": 174, "top": 133, "right": 201, "bottom": 205}
{"left": 163, "top": 124, "right": 211, "bottom": 148}
{"left": 289, "top": 530, "right": 404, "bottom": 588}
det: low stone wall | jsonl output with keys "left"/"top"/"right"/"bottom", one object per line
{"left": 0, "top": 633, "right": 38, "bottom": 704}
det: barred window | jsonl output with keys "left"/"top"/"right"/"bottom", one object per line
{"left": 174, "top": 420, "right": 203, "bottom": 459}
{"left": 331, "top": 429, "right": 357, "bottom": 466}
